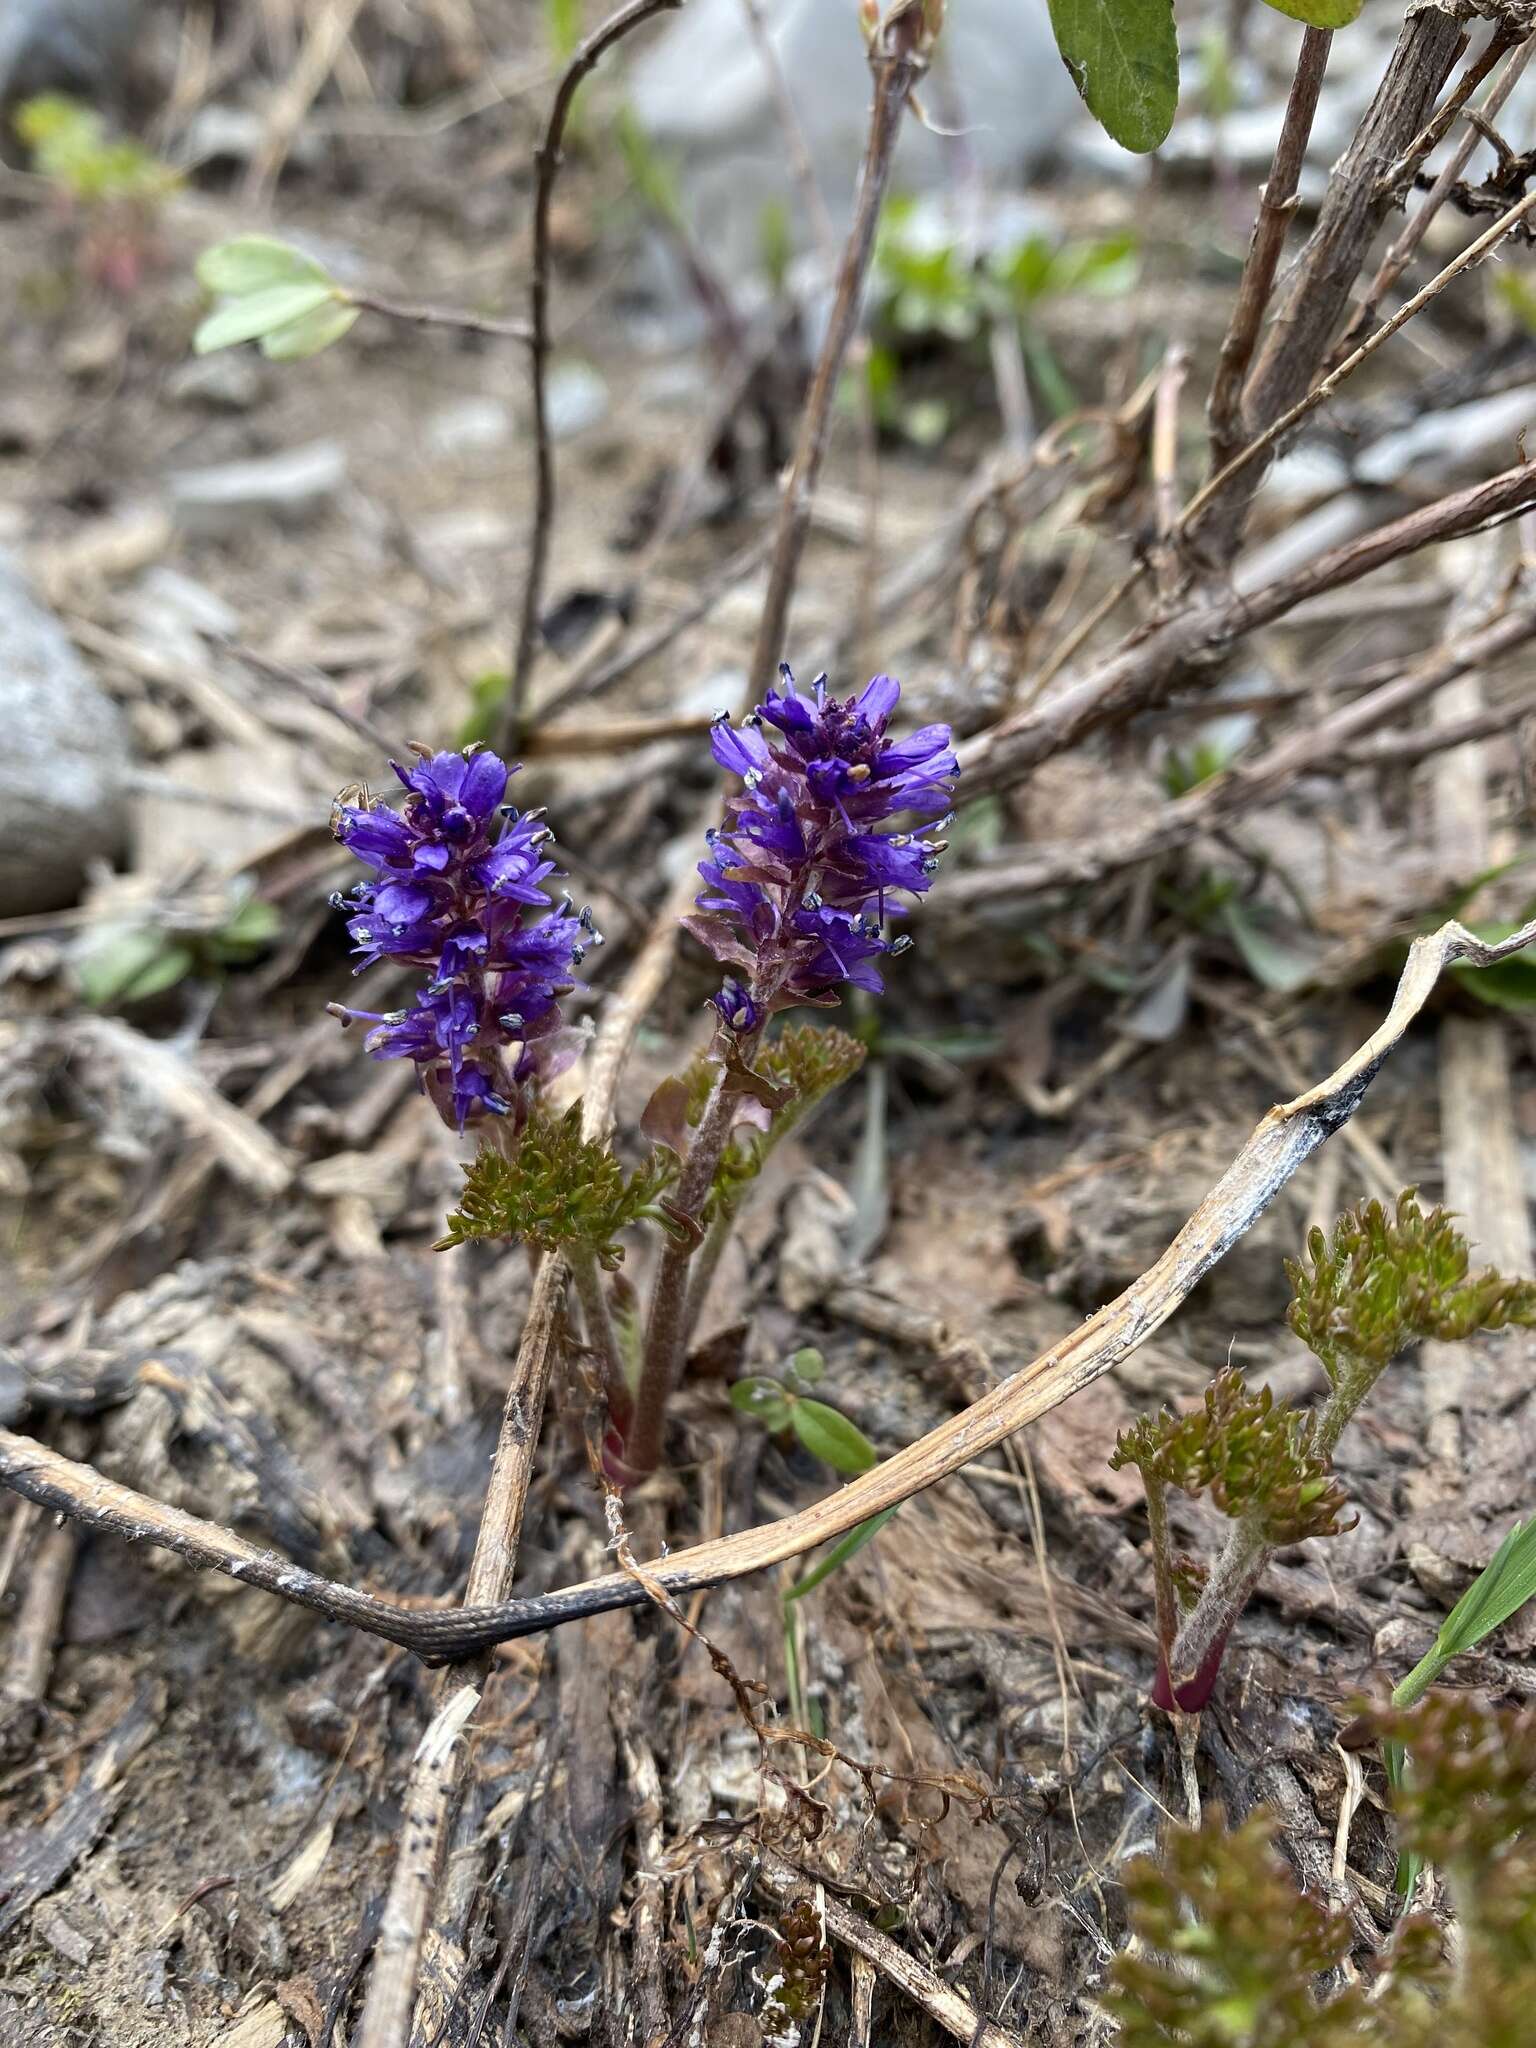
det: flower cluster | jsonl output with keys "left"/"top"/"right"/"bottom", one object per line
{"left": 328, "top": 745, "right": 594, "bottom": 1131}
{"left": 686, "top": 668, "right": 956, "bottom": 1035}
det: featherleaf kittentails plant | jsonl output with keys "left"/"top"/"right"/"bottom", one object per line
{"left": 328, "top": 671, "right": 954, "bottom": 1488}
{"left": 1108, "top": 1698, "right": 1536, "bottom": 2047}
{"left": 1113, "top": 1191, "right": 1536, "bottom": 1711}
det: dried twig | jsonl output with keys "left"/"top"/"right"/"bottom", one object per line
{"left": 1207, "top": 26, "right": 1332, "bottom": 471}
{"left": 1182, "top": 186, "right": 1536, "bottom": 546}
{"left": 1336, "top": 29, "right": 1535, "bottom": 367}
{"left": 243, "top": 0, "right": 369, "bottom": 204}
{"left": 948, "top": 581, "right": 1536, "bottom": 906}
{"left": 0, "top": 1515, "right": 75, "bottom": 1730}
{"left": 348, "top": 292, "right": 534, "bottom": 344}
{"left": 744, "top": 17, "right": 919, "bottom": 702}
{"left": 501, "top": 0, "right": 686, "bottom": 751}
{"left": 966, "top": 458, "right": 1536, "bottom": 798}
{"left": 757, "top": 1849, "right": 1027, "bottom": 2048}
{"left": 6, "top": 918, "right": 1531, "bottom": 1652}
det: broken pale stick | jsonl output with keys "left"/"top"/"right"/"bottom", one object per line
{"left": 1, "top": 916, "right": 1531, "bottom": 1660}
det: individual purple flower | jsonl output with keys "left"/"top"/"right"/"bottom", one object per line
{"left": 685, "top": 668, "right": 954, "bottom": 1033}
{"left": 328, "top": 743, "right": 594, "bottom": 1132}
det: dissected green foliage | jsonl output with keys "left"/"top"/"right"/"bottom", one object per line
{"left": 436, "top": 1104, "right": 674, "bottom": 1266}
{"left": 1373, "top": 1695, "right": 1536, "bottom": 1874}
{"left": 686, "top": 1022, "right": 867, "bottom": 1220}
{"left": 1111, "top": 1367, "right": 1351, "bottom": 1545}
{"left": 1105, "top": 1813, "right": 1363, "bottom": 2046}
{"left": 1286, "top": 1190, "right": 1536, "bottom": 1391}
{"left": 1109, "top": 1699, "right": 1536, "bottom": 2048}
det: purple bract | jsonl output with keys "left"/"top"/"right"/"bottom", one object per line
{"left": 328, "top": 746, "right": 593, "bottom": 1131}
{"left": 685, "top": 669, "right": 956, "bottom": 1032}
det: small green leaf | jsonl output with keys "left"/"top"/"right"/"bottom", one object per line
{"left": 261, "top": 299, "right": 360, "bottom": 361}
{"left": 1434, "top": 1519, "right": 1536, "bottom": 1665}
{"left": 1220, "top": 900, "right": 1318, "bottom": 993}
{"left": 1047, "top": 0, "right": 1179, "bottom": 155}
{"left": 1450, "top": 927, "right": 1536, "bottom": 1013}
{"left": 80, "top": 930, "right": 195, "bottom": 1006}
{"left": 730, "top": 1377, "right": 792, "bottom": 1431}
{"left": 785, "top": 1507, "right": 901, "bottom": 1602}
{"left": 1260, "top": 0, "right": 1362, "bottom": 25}
{"left": 790, "top": 1399, "right": 878, "bottom": 1475}
{"left": 194, "top": 281, "right": 336, "bottom": 354}
{"left": 195, "top": 235, "right": 330, "bottom": 295}
{"left": 789, "top": 1347, "right": 825, "bottom": 1386}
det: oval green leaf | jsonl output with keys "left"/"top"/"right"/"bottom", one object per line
{"left": 194, "top": 282, "right": 335, "bottom": 355}
{"left": 196, "top": 235, "right": 330, "bottom": 295}
{"left": 1260, "top": 0, "right": 1362, "bottom": 25}
{"left": 261, "top": 300, "right": 360, "bottom": 361}
{"left": 790, "top": 1399, "right": 878, "bottom": 1475}
{"left": 1047, "top": 0, "right": 1179, "bottom": 154}
{"left": 788, "top": 1346, "right": 825, "bottom": 1386}
{"left": 729, "top": 1377, "right": 792, "bottom": 1431}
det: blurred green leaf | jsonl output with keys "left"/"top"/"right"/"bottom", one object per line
{"left": 791, "top": 1399, "right": 878, "bottom": 1475}
{"left": 1220, "top": 900, "right": 1318, "bottom": 993}
{"left": 730, "top": 1377, "right": 793, "bottom": 1431}
{"left": 260, "top": 299, "right": 360, "bottom": 361}
{"left": 1261, "top": 0, "right": 1362, "bottom": 24}
{"left": 788, "top": 1347, "right": 825, "bottom": 1386}
{"left": 616, "top": 106, "right": 683, "bottom": 228}
{"left": 205, "top": 897, "right": 281, "bottom": 962}
{"left": 195, "top": 236, "right": 329, "bottom": 295}
{"left": 80, "top": 931, "right": 195, "bottom": 1007}
{"left": 1162, "top": 733, "right": 1239, "bottom": 798}
{"left": 1496, "top": 267, "right": 1536, "bottom": 334}
{"left": 194, "top": 281, "right": 335, "bottom": 354}
{"left": 784, "top": 1506, "right": 900, "bottom": 1601}
{"left": 545, "top": 0, "right": 583, "bottom": 59}
{"left": 458, "top": 669, "right": 510, "bottom": 748}
{"left": 1046, "top": 0, "right": 1179, "bottom": 154}
{"left": 1449, "top": 922, "right": 1536, "bottom": 1013}
{"left": 759, "top": 198, "right": 793, "bottom": 298}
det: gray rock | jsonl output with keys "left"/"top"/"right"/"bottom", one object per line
{"left": 0, "top": 0, "right": 150, "bottom": 104}
{"left": 629, "top": 0, "right": 1083, "bottom": 282}
{"left": 545, "top": 362, "right": 609, "bottom": 441}
{"left": 167, "top": 441, "right": 347, "bottom": 537}
{"left": 0, "top": 549, "right": 130, "bottom": 916}
{"left": 426, "top": 395, "right": 513, "bottom": 458}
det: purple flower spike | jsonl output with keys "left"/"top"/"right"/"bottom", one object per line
{"left": 329, "top": 743, "right": 592, "bottom": 1132}
{"left": 687, "top": 669, "right": 955, "bottom": 1033}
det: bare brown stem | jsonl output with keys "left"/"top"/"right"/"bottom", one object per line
{"left": 500, "top": 0, "right": 685, "bottom": 754}
{"left": 966, "top": 457, "right": 1536, "bottom": 801}
{"left": 349, "top": 291, "right": 534, "bottom": 344}
{"left": 1195, "top": 5, "right": 1467, "bottom": 559}
{"left": 950, "top": 577, "right": 1536, "bottom": 904}
{"left": 1207, "top": 25, "right": 1332, "bottom": 471}
{"left": 1183, "top": 186, "right": 1536, "bottom": 547}
{"left": 744, "top": 27, "right": 917, "bottom": 703}
{"left": 1333, "top": 29, "right": 1533, "bottom": 367}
